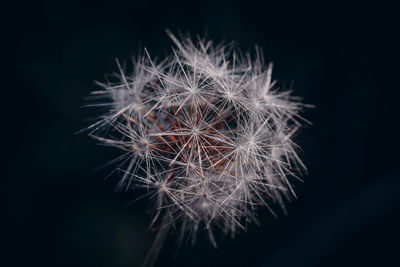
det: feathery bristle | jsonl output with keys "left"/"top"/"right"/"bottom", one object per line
{"left": 86, "top": 32, "right": 310, "bottom": 252}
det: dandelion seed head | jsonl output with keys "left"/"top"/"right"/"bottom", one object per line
{"left": 87, "top": 31, "right": 311, "bottom": 247}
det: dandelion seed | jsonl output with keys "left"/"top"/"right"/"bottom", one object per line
{"left": 86, "top": 31, "right": 311, "bottom": 267}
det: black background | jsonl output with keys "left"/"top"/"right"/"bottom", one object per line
{"left": 4, "top": 0, "right": 400, "bottom": 266}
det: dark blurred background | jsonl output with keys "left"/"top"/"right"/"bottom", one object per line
{"left": 3, "top": 0, "right": 400, "bottom": 266}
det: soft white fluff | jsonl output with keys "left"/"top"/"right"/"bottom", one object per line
{"left": 88, "top": 31, "right": 310, "bottom": 248}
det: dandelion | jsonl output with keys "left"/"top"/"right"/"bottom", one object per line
{"left": 86, "top": 31, "right": 311, "bottom": 266}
